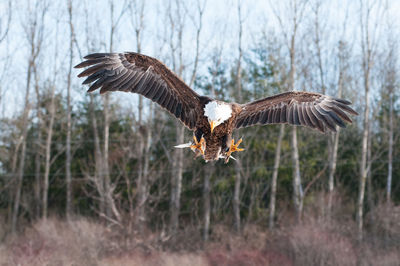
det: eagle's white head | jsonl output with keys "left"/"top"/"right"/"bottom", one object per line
{"left": 204, "top": 101, "right": 232, "bottom": 132}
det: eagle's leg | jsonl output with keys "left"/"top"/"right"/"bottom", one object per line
{"left": 225, "top": 138, "right": 244, "bottom": 162}
{"left": 190, "top": 135, "right": 206, "bottom": 155}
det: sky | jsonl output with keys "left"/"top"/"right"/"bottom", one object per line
{"left": 0, "top": 0, "right": 399, "bottom": 118}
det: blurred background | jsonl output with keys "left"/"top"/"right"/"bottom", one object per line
{"left": 0, "top": 0, "right": 399, "bottom": 265}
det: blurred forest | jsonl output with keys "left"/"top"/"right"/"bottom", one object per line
{"left": 0, "top": 0, "right": 399, "bottom": 265}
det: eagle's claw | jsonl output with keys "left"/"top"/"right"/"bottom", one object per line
{"left": 225, "top": 138, "right": 244, "bottom": 163}
{"left": 191, "top": 135, "right": 206, "bottom": 155}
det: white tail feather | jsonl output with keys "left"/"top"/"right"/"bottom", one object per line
{"left": 174, "top": 142, "right": 192, "bottom": 148}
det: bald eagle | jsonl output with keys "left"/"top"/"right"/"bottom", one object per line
{"left": 75, "top": 52, "right": 358, "bottom": 163}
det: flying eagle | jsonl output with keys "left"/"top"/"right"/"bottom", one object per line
{"left": 75, "top": 52, "right": 358, "bottom": 163}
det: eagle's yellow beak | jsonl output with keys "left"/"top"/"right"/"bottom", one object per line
{"left": 210, "top": 120, "right": 216, "bottom": 133}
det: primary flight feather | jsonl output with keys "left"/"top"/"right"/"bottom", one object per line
{"left": 75, "top": 52, "right": 358, "bottom": 163}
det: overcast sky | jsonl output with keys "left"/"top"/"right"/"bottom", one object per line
{"left": 0, "top": 0, "right": 399, "bottom": 118}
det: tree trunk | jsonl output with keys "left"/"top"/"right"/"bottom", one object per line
{"left": 269, "top": 0, "right": 309, "bottom": 225}
{"left": 66, "top": 0, "right": 74, "bottom": 219}
{"left": 269, "top": 124, "right": 285, "bottom": 229}
{"left": 203, "top": 163, "right": 213, "bottom": 241}
{"left": 34, "top": 127, "right": 42, "bottom": 218}
{"left": 292, "top": 126, "right": 303, "bottom": 222}
{"left": 233, "top": 1, "right": 243, "bottom": 233}
{"left": 131, "top": 0, "right": 148, "bottom": 231}
{"left": 11, "top": 1, "right": 46, "bottom": 229}
{"left": 170, "top": 125, "right": 184, "bottom": 234}
{"left": 135, "top": 102, "right": 144, "bottom": 228}
{"left": 102, "top": 93, "right": 112, "bottom": 218}
{"left": 357, "top": 0, "right": 373, "bottom": 240}
{"left": 101, "top": 0, "right": 119, "bottom": 220}
{"left": 34, "top": 127, "right": 42, "bottom": 219}
{"left": 42, "top": 85, "right": 56, "bottom": 219}
{"left": 167, "top": 0, "right": 203, "bottom": 236}
{"left": 33, "top": 64, "right": 43, "bottom": 219}
{"left": 366, "top": 123, "right": 373, "bottom": 212}
{"left": 328, "top": 42, "right": 344, "bottom": 217}
{"left": 42, "top": 12, "right": 61, "bottom": 219}
{"left": 386, "top": 90, "right": 393, "bottom": 203}
{"left": 357, "top": 66, "right": 370, "bottom": 241}
{"left": 233, "top": 161, "right": 241, "bottom": 233}
{"left": 327, "top": 130, "right": 339, "bottom": 217}
{"left": 289, "top": 34, "right": 303, "bottom": 222}
{"left": 100, "top": 0, "right": 129, "bottom": 222}
{"left": 12, "top": 61, "right": 33, "bottom": 233}
{"left": 90, "top": 95, "right": 105, "bottom": 215}
{"left": 136, "top": 123, "right": 151, "bottom": 231}
{"left": 12, "top": 134, "right": 28, "bottom": 233}
{"left": 169, "top": 7, "right": 185, "bottom": 233}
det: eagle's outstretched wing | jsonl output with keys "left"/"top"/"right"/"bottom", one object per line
{"left": 75, "top": 52, "right": 202, "bottom": 129}
{"left": 235, "top": 91, "right": 358, "bottom": 132}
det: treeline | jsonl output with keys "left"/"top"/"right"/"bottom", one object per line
{"left": 0, "top": 0, "right": 399, "bottom": 243}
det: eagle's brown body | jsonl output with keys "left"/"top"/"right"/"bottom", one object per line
{"left": 194, "top": 100, "right": 242, "bottom": 161}
{"left": 75, "top": 52, "right": 358, "bottom": 163}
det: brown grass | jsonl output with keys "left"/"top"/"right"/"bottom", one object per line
{"left": 1, "top": 217, "right": 106, "bottom": 265}
{"left": 274, "top": 221, "right": 356, "bottom": 266}
{"left": 1, "top": 207, "right": 399, "bottom": 266}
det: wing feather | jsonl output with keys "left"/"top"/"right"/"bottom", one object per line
{"left": 312, "top": 106, "right": 336, "bottom": 132}
{"left": 83, "top": 69, "right": 107, "bottom": 84}
{"left": 235, "top": 91, "right": 358, "bottom": 133}
{"left": 288, "top": 104, "right": 294, "bottom": 124}
{"left": 300, "top": 104, "right": 314, "bottom": 128}
{"left": 293, "top": 105, "right": 301, "bottom": 125}
{"left": 280, "top": 104, "right": 287, "bottom": 123}
{"left": 274, "top": 107, "right": 281, "bottom": 123}
{"left": 297, "top": 104, "right": 306, "bottom": 126}
{"left": 75, "top": 52, "right": 202, "bottom": 129}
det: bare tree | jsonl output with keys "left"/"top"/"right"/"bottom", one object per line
{"left": 383, "top": 19, "right": 397, "bottom": 204}
{"left": 327, "top": 41, "right": 347, "bottom": 217}
{"left": 310, "top": 0, "right": 350, "bottom": 219}
{"left": 42, "top": 18, "right": 59, "bottom": 219}
{"left": 42, "top": 14, "right": 60, "bottom": 219}
{"left": 100, "top": 0, "right": 128, "bottom": 220}
{"left": 128, "top": 0, "right": 149, "bottom": 231}
{"left": 265, "top": 34, "right": 288, "bottom": 230}
{"left": 270, "top": 0, "right": 309, "bottom": 222}
{"left": 386, "top": 64, "right": 395, "bottom": 204}
{"left": 65, "top": 0, "right": 75, "bottom": 219}
{"left": 290, "top": 1, "right": 308, "bottom": 222}
{"left": 168, "top": 0, "right": 186, "bottom": 236}
{"left": 33, "top": 48, "right": 43, "bottom": 219}
{"left": 357, "top": 0, "right": 382, "bottom": 240}
{"left": 12, "top": 0, "right": 47, "bottom": 233}
{"left": 326, "top": 3, "right": 350, "bottom": 216}
{"left": 202, "top": 45, "right": 222, "bottom": 239}
{"left": 42, "top": 73, "right": 57, "bottom": 218}
{"left": 233, "top": 0, "right": 244, "bottom": 233}
{"left": 168, "top": 0, "right": 205, "bottom": 236}
{"left": 12, "top": 77, "right": 31, "bottom": 233}
{"left": 102, "top": 0, "right": 114, "bottom": 219}
{"left": 79, "top": 2, "right": 107, "bottom": 217}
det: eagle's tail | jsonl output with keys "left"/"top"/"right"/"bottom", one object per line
{"left": 174, "top": 142, "right": 192, "bottom": 148}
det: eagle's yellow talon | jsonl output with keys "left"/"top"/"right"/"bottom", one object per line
{"left": 226, "top": 138, "right": 244, "bottom": 158}
{"left": 191, "top": 136, "right": 205, "bottom": 155}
